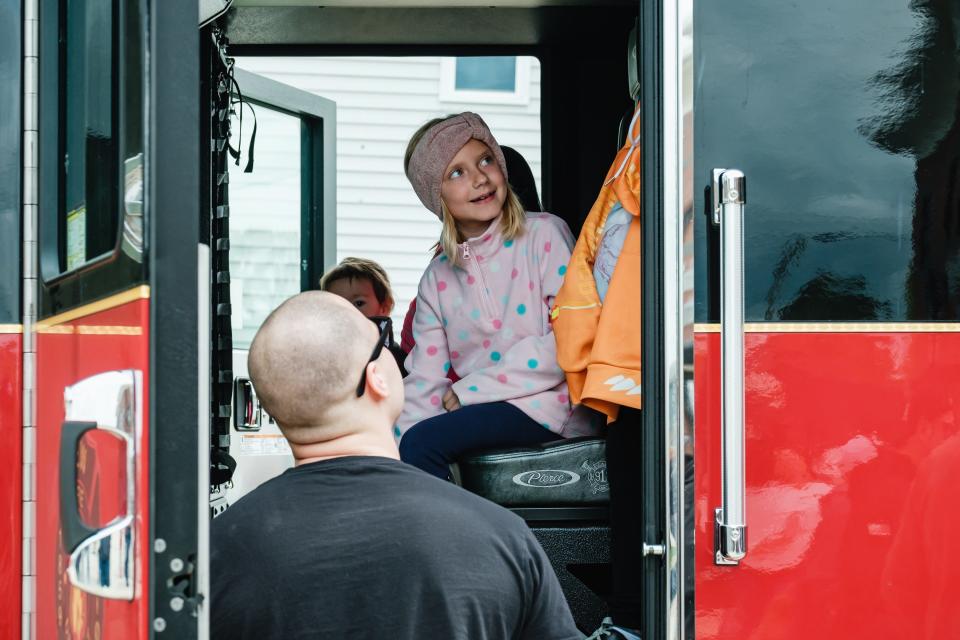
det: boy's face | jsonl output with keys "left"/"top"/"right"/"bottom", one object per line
{"left": 325, "top": 277, "right": 390, "bottom": 318}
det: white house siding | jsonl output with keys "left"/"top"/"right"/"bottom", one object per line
{"left": 232, "top": 56, "right": 542, "bottom": 332}
{"left": 228, "top": 106, "right": 303, "bottom": 349}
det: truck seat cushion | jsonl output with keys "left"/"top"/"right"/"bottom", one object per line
{"left": 454, "top": 437, "right": 609, "bottom": 507}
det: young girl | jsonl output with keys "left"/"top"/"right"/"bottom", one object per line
{"left": 396, "top": 112, "right": 595, "bottom": 479}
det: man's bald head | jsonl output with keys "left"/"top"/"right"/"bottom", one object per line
{"left": 248, "top": 291, "right": 377, "bottom": 442}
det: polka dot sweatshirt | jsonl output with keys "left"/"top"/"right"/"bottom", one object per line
{"left": 396, "top": 212, "right": 596, "bottom": 440}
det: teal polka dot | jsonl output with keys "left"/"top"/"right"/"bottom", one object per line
{"left": 394, "top": 426, "right": 402, "bottom": 437}
{"left": 471, "top": 309, "right": 481, "bottom": 320}
{"left": 531, "top": 400, "right": 542, "bottom": 409}
{"left": 439, "top": 255, "right": 448, "bottom": 262}
{"left": 458, "top": 330, "right": 470, "bottom": 341}
{"left": 501, "top": 295, "right": 509, "bottom": 305}
{"left": 516, "top": 304, "right": 527, "bottom": 315}
{"left": 504, "top": 239, "right": 514, "bottom": 248}
{"left": 489, "top": 261, "right": 501, "bottom": 273}
{"left": 542, "top": 423, "right": 551, "bottom": 430}
{"left": 491, "top": 351, "right": 502, "bottom": 362}
{"left": 443, "top": 361, "right": 451, "bottom": 372}
{"left": 527, "top": 358, "right": 539, "bottom": 369}
{"left": 468, "top": 385, "right": 479, "bottom": 392}
{"left": 443, "top": 318, "right": 448, "bottom": 327}
{"left": 558, "top": 265, "right": 568, "bottom": 276}
{"left": 415, "top": 380, "right": 426, "bottom": 390}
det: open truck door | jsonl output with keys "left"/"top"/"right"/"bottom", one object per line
{"left": 26, "top": 4, "right": 338, "bottom": 637}
{"left": 644, "top": 0, "right": 960, "bottom": 637}
{"left": 32, "top": 1, "right": 204, "bottom": 637}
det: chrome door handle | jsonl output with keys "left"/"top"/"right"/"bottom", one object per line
{"left": 61, "top": 370, "right": 142, "bottom": 599}
{"left": 711, "top": 169, "right": 747, "bottom": 565}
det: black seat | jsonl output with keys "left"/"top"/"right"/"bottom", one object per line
{"left": 501, "top": 145, "right": 543, "bottom": 213}
{"left": 453, "top": 437, "right": 612, "bottom": 631}
{"left": 452, "top": 437, "right": 608, "bottom": 516}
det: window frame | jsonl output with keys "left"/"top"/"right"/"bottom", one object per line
{"left": 438, "top": 56, "right": 531, "bottom": 105}
{"left": 38, "top": 0, "right": 146, "bottom": 318}
{"left": 230, "top": 67, "right": 337, "bottom": 295}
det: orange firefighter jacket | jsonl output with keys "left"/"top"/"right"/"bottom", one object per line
{"left": 551, "top": 108, "right": 641, "bottom": 423}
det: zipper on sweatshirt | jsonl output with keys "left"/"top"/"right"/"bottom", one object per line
{"left": 461, "top": 241, "right": 498, "bottom": 320}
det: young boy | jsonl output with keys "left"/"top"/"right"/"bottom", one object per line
{"left": 320, "top": 257, "right": 406, "bottom": 375}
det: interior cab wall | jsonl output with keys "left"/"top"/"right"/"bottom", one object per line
{"left": 226, "top": 4, "right": 637, "bottom": 236}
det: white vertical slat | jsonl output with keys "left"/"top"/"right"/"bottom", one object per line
{"left": 22, "top": 2, "right": 39, "bottom": 637}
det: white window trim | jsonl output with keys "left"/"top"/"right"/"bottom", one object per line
{"left": 438, "top": 56, "right": 531, "bottom": 105}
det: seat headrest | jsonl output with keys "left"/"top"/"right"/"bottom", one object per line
{"left": 501, "top": 145, "right": 542, "bottom": 213}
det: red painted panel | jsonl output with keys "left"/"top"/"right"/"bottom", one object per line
{"left": 35, "top": 299, "right": 150, "bottom": 640}
{"left": 0, "top": 333, "right": 22, "bottom": 639}
{"left": 695, "top": 332, "right": 960, "bottom": 639}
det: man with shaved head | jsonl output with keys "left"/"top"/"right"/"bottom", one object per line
{"left": 211, "top": 292, "right": 583, "bottom": 640}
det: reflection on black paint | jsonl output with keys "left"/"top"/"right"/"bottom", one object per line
{"left": 763, "top": 234, "right": 897, "bottom": 320}
{"left": 778, "top": 272, "right": 893, "bottom": 321}
{"left": 859, "top": 0, "right": 960, "bottom": 321}
{"left": 763, "top": 235, "right": 806, "bottom": 321}
{"left": 695, "top": 0, "right": 960, "bottom": 322}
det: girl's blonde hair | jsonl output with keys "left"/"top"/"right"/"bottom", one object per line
{"left": 404, "top": 115, "right": 526, "bottom": 267}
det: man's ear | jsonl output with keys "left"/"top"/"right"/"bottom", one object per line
{"left": 363, "top": 360, "right": 392, "bottom": 401}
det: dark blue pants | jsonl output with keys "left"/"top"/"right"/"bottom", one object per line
{"left": 399, "top": 402, "right": 562, "bottom": 479}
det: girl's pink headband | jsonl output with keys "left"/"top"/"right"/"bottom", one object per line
{"left": 405, "top": 112, "right": 508, "bottom": 219}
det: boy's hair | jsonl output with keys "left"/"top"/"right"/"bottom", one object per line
{"left": 319, "top": 257, "right": 395, "bottom": 313}
{"left": 405, "top": 116, "right": 525, "bottom": 268}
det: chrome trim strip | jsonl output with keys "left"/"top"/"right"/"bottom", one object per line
{"left": 197, "top": 243, "right": 211, "bottom": 638}
{"left": 678, "top": 0, "right": 694, "bottom": 636}
{"left": 695, "top": 322, "right": 960, "bottom": 334}
{"left": 22, "top": 0, "right": 39, "bottom": 634}
{"left": 665, "top": 0, "right": 694, "bottom": 635}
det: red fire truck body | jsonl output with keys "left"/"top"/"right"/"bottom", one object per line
{"left": 1, "top": 0, "right": 959, "bottom": 638}
{"left": 697, "top": 331, "right": 960, "bottom": 638}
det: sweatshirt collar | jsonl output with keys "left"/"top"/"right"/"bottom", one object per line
{"left": 459, "top": 214, "right": 504, "bottom": 260}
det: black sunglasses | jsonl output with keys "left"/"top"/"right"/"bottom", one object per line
{"left": 356, "top": 316, "right": 393, "bottom": 397}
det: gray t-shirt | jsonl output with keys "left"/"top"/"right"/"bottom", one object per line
{"left": 212, "top": 456, "right": 583, "bottom": 640}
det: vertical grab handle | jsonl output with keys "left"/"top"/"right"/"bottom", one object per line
{"left": 712, "top": 169, "right": 747, "bottom": 565}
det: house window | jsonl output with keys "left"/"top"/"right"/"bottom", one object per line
{"left": 439, "top": 56, "right": 531, "bottom": 105}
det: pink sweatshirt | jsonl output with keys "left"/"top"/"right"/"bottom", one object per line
{"left": 396, "top": 211, "right": 597, "bottom": 439}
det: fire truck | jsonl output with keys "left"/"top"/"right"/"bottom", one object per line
{"left": 1, "top": 0, "right": 958, "bottom": 638}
